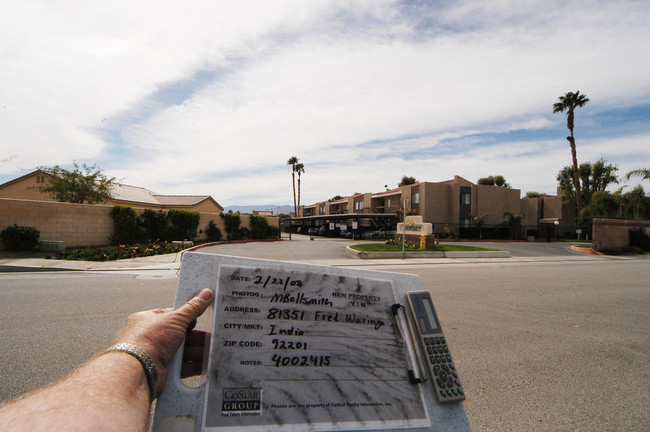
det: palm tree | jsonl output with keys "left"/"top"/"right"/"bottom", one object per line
{"left": 626, "top": 168, "right": 650, "bottom": 181}
{"left": 287, "top": 156, "right": 299, "bottom": 215}
{"left": 553, "top": 91, "right": 590, "bottom": 224}
{"left": 471, "top": 213, "right": 488, "bottom": 239}
{"left": 503, "top": 212, "right": 526, "bottom": 240}
{"left": 295, "top": 162, "right": 305, "bottom": 214}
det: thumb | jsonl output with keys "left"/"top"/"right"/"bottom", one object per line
{"left": 174, "top": 288, "right": 214, "bottom": 326}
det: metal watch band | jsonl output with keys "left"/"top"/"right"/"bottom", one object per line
{"left": 106, "top": 342, "right": 158, "bottom": 402}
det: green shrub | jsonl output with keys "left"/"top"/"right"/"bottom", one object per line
{"left": 267, "top": 225, "right": 279, "bottom": 239}
{"left": 249, "top": 214, "right": 270, "bottom": 239}
{"left": 220, "top": 212, "right": 242, "bottom": 240}
{"left": 206, "top": 220, "right": 222, "bottom": 241}
{"left": 110, "top": 205, "right": 143, "bottom": 245}
{"left": 239, "top": 227, "right": 251, "bottom": 239}
{"left": 141, "top": 209, "right": 168, "bottom": 241}
{"left": 167, "top": 209, "right": 200, "bottom": 240}
{"left": 629, "top": 228, "right": 650, "bottom": 251}
{"left": 0, "top": 224, "right": 40, "bottom": 250}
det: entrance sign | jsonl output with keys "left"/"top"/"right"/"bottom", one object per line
{"left": 153, "top": 253, "right": 470, "bottom": 432}
{"left": 397, "top": 216, "right": 433, "bottom": 236}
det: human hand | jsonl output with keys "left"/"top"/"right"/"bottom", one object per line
{"left": 113, "top": 288, "right": 214, "bottom": 396}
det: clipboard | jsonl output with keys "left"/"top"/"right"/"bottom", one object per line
{"left": 153, "top": 252, "right": 470, "bottom": 431}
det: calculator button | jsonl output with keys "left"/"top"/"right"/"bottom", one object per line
{"left": 446, "top": 354, "right": 452, "bottom": 362}
{"left": 426, "top": 347, "right": 433, "bottom": 355}
{"left": 440, "top": 337, "right": 446, "bottom": 344}
{"left": 433, "top": 365, "right": 440, "bottom": 374}
{"left": 436, "top": 378, "right": 446, "bottom": 389}
{"left": 424, "top": 338, "right": 431, "bottom": 345}
{"left": 438, "top": 370, "right": 448, "bottom": 381}
{"left": 429, "top": 356, "right": 436, "bottom": 364}
{"left": 443, "top": 346, "right": 449, "bottom": 353}
{"left": 458, "top": 388, "right": 464, "bottom": 396}
{"left": 434, "top": 337, "right": 440, "bottom": 344}
{"left": 441, "top": 365, "right": 450, "bottom": 374}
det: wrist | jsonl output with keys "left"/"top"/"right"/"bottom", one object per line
{"left": 105, "top": 343, "right": 158, "bottom": 402}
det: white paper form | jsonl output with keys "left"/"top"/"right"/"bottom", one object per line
{"left": 202, "top": 265, "right": 430, "bottom": 431}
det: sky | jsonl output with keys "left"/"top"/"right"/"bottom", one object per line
{"left": 1, "top": 0, "right": 649, "bottom": 207}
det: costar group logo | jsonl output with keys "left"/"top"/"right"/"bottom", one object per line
{"left": 222, "top": 388, "right": 262, "bottom": 412}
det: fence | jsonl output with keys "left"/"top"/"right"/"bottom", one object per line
{"left": 0, "top": 198, "right": 279, "bottom": 249}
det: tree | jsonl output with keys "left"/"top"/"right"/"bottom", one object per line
{"left": 525, "top": 191, "right": 547, "bottom": 198}
{"left": 38, "top": 162, "right": 115, "bottom": 204}
{"left": 287, "top": 156, "right": 299, "bottom": 215}
{"left": 557, "top": 159, "right": 618, "bottom": 208}
{"left": 626, "top": 168, "right": 650, "bottom": 181}
{"left": 399, "top": 175, "right": 418, "bottom": 186}
{"left": 478, "top": 175, "right": 510, "bottom": 188}
{"left": 295, "top": 162, "right": 305, "bottom": 213}
{"left": 621, "top": 185, "right": 650, "bottom": 220}
{"left": 503, "top": 212, "right": 525, "bottom": 240}
{"left": 471, "top": 213, "right": 488, "bottom": 239}
{"left": 553, "top": 90, "right": 590, "bottom": 223}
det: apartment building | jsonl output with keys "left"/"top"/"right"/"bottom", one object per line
{"left": 296, "top": 176, "right": 570, "bottom": 238}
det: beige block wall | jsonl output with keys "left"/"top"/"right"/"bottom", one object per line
{"left": 1, "top": 198, "right": 279, "bottom": 249}
{"left": 0, "top": 198, "right": 114, "bottom": 247}
{"left": 592, "top": 218, "right": 650, "bottom": 251}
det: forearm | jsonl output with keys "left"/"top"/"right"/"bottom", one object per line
{"left": 0, "top": 352, "right": 151, "bottom": 432}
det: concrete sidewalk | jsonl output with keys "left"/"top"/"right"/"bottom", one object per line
{"left": 0, "top": 242, "right": 615, "bottom": 273}
{"left": 0, "top": 250, "right": 185, "bottom": 272}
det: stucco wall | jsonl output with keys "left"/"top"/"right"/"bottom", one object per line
{"left": 476, "top": 185, "right": 521, "bottom": 226}
{"left": 592, "top": 218, "right": 650, "bottom": 251}
{"left": 0, "top": 198, "right": 279, "bottom": 249}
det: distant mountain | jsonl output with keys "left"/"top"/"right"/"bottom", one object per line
{"left": 223, "top": 204, "right": 294, "bottom": 215}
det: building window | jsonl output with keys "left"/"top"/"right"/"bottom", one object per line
{"left": 460, "top": 193, "right": 471, "bottom": 205}
{"left": 36, "top": 175, "right": 46, "bottom": 184}
{"left": 319, "top": 205, "right": 326, "bottom": 214}
{"left": 461, "top": 218, "right": 471, "bottom": 227}
{"left": 354, "top": 201, "right": 364, "bottom": 211}
{"left": 411, "top": 192, "right": 420, "bottom": 204}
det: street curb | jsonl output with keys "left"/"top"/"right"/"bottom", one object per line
{"left": 345, "top": 246, "right": 510, "bottom": 259}
{"left": 570, "top": 245, "right": 602, "bottom": 255}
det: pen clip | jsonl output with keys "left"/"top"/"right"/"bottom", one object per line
{"left": 392, "top": 304, "right": 426, "bottom": 384}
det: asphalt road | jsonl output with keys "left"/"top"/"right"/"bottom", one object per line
{"left": 0, "top": 239, "right": 648, "bottom": 431}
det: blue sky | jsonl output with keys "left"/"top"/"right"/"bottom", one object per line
{"left": 1, "top": 0, "right": 649, "bottom": 206}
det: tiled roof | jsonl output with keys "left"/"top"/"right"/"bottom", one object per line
{"left": 110, "top": 183, "right": 160, "bottom": 205}
{"left": 153, "top": 195, "right": 211, "bottom": 206}
{"left": 110, "top": 183, "right": 211, "bottom": 206}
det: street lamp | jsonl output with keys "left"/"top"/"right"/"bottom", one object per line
{"left": 554, "top": 220, "right": 559, "bottom": 240}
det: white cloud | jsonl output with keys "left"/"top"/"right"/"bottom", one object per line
{"left": 1, "top": 1, "right": 649, "bottom": 204}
